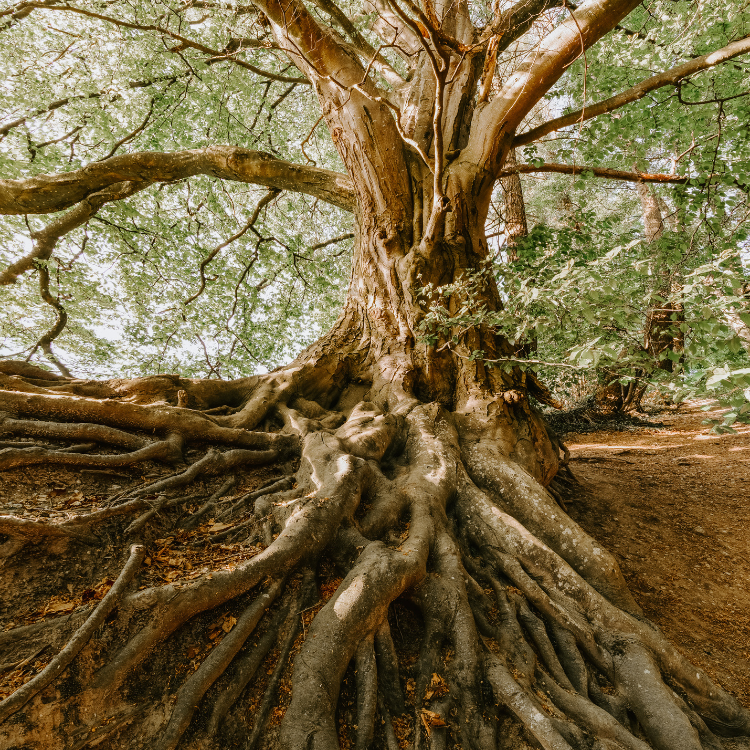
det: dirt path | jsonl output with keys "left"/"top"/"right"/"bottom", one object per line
{"left": 565, "top": 400, "right": 750, "bottom": 707}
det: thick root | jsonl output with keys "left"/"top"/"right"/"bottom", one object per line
{"left": 0, "top": 367, "right": 747, "bottom": 750}
{"left": 0, "top": 544, "right": 145, "bottom": 723}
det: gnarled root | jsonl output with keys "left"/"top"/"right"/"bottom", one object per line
{"left": 0, "top": 365, "right": 747, "bottom": 750}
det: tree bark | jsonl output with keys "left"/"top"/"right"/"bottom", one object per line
{"left": 638, "top": 182, "right": 684, "bottom": 376}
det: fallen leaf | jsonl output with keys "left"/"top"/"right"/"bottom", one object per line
{"left": 222, "top": 615, "right": 237, "bottom": 633}
{"left": 424, "top": 673, "right": 449, "bottom": 700}
{"left": 421, "top": 709, "right": 449, "bottom": 735}
{"left": 46, "top": 600, "right": 75, "bottom": 614}
{"left": 208, "top": 522, "right": 232, "bottom": 532}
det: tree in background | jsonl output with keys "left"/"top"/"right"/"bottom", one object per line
{"left": 1, "top": 1, "right": 750, "bottom": 749}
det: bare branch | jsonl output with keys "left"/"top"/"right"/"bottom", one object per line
{"left": 0, "top": 146, "right": 355, "bottom": 215}
{"left": 515, "top": 34, "right": 750, "bottom": 147}
{"left": 18, "top": 2, "right": 309, "bottom": 83}
{"left": 185, "top": 188, "right": 280, "bottom": 306}
{"left": 99, "top": 98, "right": 156, "bottom": 161}
{"left": 499, "top": 162, "right": 692, "bottom": 184}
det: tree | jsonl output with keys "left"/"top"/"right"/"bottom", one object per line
{"left": 1, "top": 1, "right": 750, "bottom": 748}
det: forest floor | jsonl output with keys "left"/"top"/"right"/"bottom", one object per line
{"left": 1, "top": 398, "right": 748, "bottom": 742}
{"left": 564, "top": 399, "right": 750, "bottom": 708}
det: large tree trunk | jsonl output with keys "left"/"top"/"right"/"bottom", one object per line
{"left": 1, "top": 1, "right": 748, "bottom": 748}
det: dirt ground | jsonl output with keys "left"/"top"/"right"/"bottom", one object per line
{"left": 565, "top": 399, "right": 750, "bottom": 708}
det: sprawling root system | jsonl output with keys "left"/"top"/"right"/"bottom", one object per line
{"left": 0, "top": 359, "right": 747, "bottom": 750}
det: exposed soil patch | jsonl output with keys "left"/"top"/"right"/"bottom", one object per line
{"left": 565, "top": 399, "right": 750, "bottom": 707}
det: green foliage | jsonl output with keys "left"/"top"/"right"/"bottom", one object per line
{"left": 0, "top": 0, "right": 352, "bottom": 377}
{"left": 421, "top": 169, "right": 750, "bottom": 428}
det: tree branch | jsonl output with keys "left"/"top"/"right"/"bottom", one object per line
{"left": 185, "top": 188, "right": 280, "bottom": 306}
{"left": 480, "top": 0, "right": 564, "bottom": 51}
{"left": 309, "top": 0, "right": 405, "bottom": 86}
{"left": 252, "top": 0, "right": 367, "bottom": 89}
{"left": 309, "top": 231, "right": 354, "bottom": 252}
{"left": 499, "top": 162, "right": 691, "bottom": 184}
{"left": 18, "top": 2, "right": 309, "bottom": 83}
{"left": 27, "top": 264, "right": 72, "bottom": 377}
{"left": 0, "top": 74, "right": 188, "bottom": 139}
{"left": 0, "top": 180, "right": 149, "bottom": 285}
{"left": 515, "top": 34, "right": 750, "bottom": 147}
{"left": 0, "top": 146, "right": 356, "bottom": 215}
{"left": 460, "top": 0, "right": 643, "bottom": 179}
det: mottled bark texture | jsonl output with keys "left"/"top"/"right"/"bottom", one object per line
{"left": 2, "top": 0, "right": 749, "bottom": 748}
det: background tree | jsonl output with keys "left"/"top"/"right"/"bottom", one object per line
{"left": 1, "top": 1, "right": 750, "bottom": 749}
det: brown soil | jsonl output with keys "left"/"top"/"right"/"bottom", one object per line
{"left": 565, "top": 399, "right": 750, "bottom": 708}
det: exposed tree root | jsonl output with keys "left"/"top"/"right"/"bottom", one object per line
{"left": 157, "top": 575, "right": 288, "bottom": 750}
{"left": 0, "top": 413, "right": 150, "bottom": 449}
{"left": 0, "top": 515, "right": 101, "bottom": 546}
{"left": 0, "top": 543, "right": 145, "bottom": 723}
{"left": 0, "top": 363, "right": 747, "bottom": 750}
{"left": 0, "top": 434, "right": 184, "bottom": 471}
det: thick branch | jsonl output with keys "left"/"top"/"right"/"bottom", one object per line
{"left": 461, "top": 0, "right": 643, "bottom": 179}
{"left": 515, "top": 34, "right": 750, "bottom": 147}
{"left": 498, "top": 162, "right": 691, "bottom": 184}
{"left": 0, "top": 180, "right": 148, "bottom": 285}
{"left": 0, "top": 146, "right": 355, "bottom": 215}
